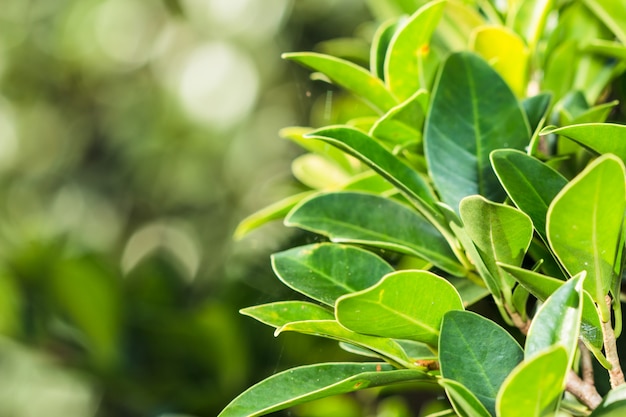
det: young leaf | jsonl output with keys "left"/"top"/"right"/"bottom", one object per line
{"left": 424, "top": 52, "right": 530, "bottom": 213}
{"left": 384, "top": 0, "right": 446, "bottom": 100}
{"left": 547, "top": 154, "right": 626, "bottom": 319}
{"left": 240, "top": 301, "right": 334, "bottom": 328}
{"left": 525, "top": 274, "right": 584, "bottom": 365}
{"left": 491, "top": 149, "right": 568, "bottom": 240}
{"left": 218, "top": 362, "right": 428, "bottom": 417}
{"left": 282, "top": 52, "right": 398, "bottom": 114}
{"left": 542, "top": 123, "right": 626, "bottom": 164}
{"left": 470, "top": 26, "right": 529, "bottom": 97}
{"left": 370, "top": 89, "right": 428, "bottom": 145}
{"left": 285, "top": 192, "right": 464, "bottom": 276}
{"left": 459, "top": 195, "right": 533, "bottom": 302}
{"left": 336, "top": 270, "right": 463, "bottom": 348}
{"left": 234, "top": 191, "right": 317, "bottom": 239}
{"left": 439, "top": 311, "right": 523, "bottom": 416}
{"left": 276, "top": 320, "right": 412, "bottom": 368}
{"left": 439, "top": 379, "right": 492, "bottom": 417}
{"left": 496, "top": 345, "right": 568, "bottom": 417}
{"left": 271, "top": 243, "right": 394, "bottom": 306}
{"left": 304, "top": 126, "right": 440, "bottom": 217}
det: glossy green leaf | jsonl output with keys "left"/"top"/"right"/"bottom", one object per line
{"left": 240, "top": 301, "right": 334, "bottom": 328}
{"left": 283, "top": 52, "right": 397, "bottom": 113}
{"left": 234, "top": 191, "right": 317, "bottom": 240}
{"left": 542, "top": 123, "right": 626, "bottom": 164}
{"left": 547, "top": 154, "right": 626, "bottom": 319}
{"left": 470, "top": 26, "right": 529, "bottom": 97}
{"left": 525, "top": 274, "right": 583, "bottom": 364}
{"left": 459, "top": 195, "right": 533, "bottom": 302}
{"left": 424, "top": 52, "right": 530, "bottom": 213}
{"left": 491, "top": 149, "right": 568, "bottom": 240}
{"left": 286, "top": 192, "right": 463, "bottom": 276}
{"left": 384, "top": 0, "right": 446, "bottom": 100}
{"left": 583, "top": 0, "right": 626, "bottom": 44}
{"left": 590, "top": 385, "right": 626, "bottom": 416}
{"left": 305, "top": 126, "right": 440, "bottom": 217}
{"left": 496, "top": 345, "right": 568, "bottom": 417}
{"left": 440, "top": 379, "right": 492, "bottom": 417}
{"left": 336, "top": 270, "right": 463, "bottom": 348}
{"left": 276, "top": 320, "right": 412, "bottom": 368}
{"left": 370, "top": 89, "right": 428, "bottom": 145}
{"left": 499, "top": 264, "right": 605, "bottom": 362}
{"left": 370, "top": 18, "right": 399, "bottom": 80}
{"left": 440, "top": 310, "right": 523, "bottom": 416}
{"left": 271, "top": 243, "right": 394, "bottom": 306}
{"left": 218, "top": 362, "right": 428, "bottom": 417}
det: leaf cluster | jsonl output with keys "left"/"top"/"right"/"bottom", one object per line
{"left": 224, "top": 0, "right": 626, "bottom": 416}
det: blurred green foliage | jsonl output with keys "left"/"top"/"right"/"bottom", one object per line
{"left": 0, "top": 0, "right": 383, "bottom": 416}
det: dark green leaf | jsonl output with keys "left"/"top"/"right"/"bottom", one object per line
{"left": 522, "top": 93, "right": 552, "bottom": 135}
{"left": 491, "top": 149, "right": 567, "bottom": 240}
{"left": 286, "top": 192, "right": 463, "bottom": 276}
{"left": 370, "top": 18, "right": 399, "bottom": 80}
{"left": 440, "top": 310, "right": 523, "bottom": 415}
{"left": 271, "top": 243, "right": 394, "bottom": 306}
{"left": 424, "top": 52, "right": 530, "bottom": 212}
{"left": 439, "top": 379, "right": 492, "bottom": 417}
{"left": 590, "top": 385, "right": 626, "bottom": 416}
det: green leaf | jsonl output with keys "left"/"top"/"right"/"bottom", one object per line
{"left": 434, "top": 0, "right": 485, "bottom": 52}
{"left": 459, "top": 195, "right": 533, "bottom": 302}
{"left": 496, "top": 345, "right": 568, "bottom": 417}
{"left": 522, "top": 93, "right": 552, "bottom": 136}
{"left": 283, "top": 52, "right": 397, "bottom": 113}
{"left": 491, "top": 149, "right": 568, "bottom": 240}
{"left": 384, "top": 0, "right": 446, "bottom": 100}
{"left": 582, "top": 0, "right": 626, "bottom": 44}
{"left": 439, "top": 379, "right": 492, "bottom": 417}
{"left": 280, "top": 127, "right": 356, "bottom": 173}
{"left": 542, "top": 123, "right": 626, "bottom": 165}
{"left": 218, "top": 362, "right": 428, "bottom": 417}
{"left": 439, "top": 310, "right": 523, "bottom": 416}
{"left": 370, "top": 89, "right": 428, "bottom": 145}
{"left": 590, "top": 385, "right": 626, "bottom": 416}
{"left": 370, "top": 18, "right": 399, "bottom": 80}
{"left": 271, "top": 243, "right": 394, "bottom": 306}
{"left": 424, "top": 52, "right": 530, "bottom": 213}
{"left": 305, "top": 126, "right": 440, "bottom": 217}
{"left": 547, "top": 154, "right": 626, "bottom": 319}
{"left": 336, "top": 270, "right": 463, "bottom": 348}
{"left": 240, "top": 301, "right": 334, "bottom": 328}
{"left": 525, "top": 274, "right": 583, "bottom": 365}
{"left": 499, "top": 264, "right": 606, "bottom": 363}
{"left": 234, "top": 191, "right": 317, "bottom": 240}
{"left": 276, "top": 320, "right": 412, "bottom": 368}
{"left": 286, "top": 192, "right": 463, "bottom": 276}
{"left": 470, "top": 26, "right": 529, "bottom": 97}
{"left": 292, "top": 154, "right": 352, "bottom": 189}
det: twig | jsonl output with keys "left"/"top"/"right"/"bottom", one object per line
{"left": 579, "top": 340, "right": 594, "bottom": 385}
{"left": 602, "top": 295, "right": 625, "bottom": 388}
{"left": 566, "top": 370, "right": 603, "bottom": 409}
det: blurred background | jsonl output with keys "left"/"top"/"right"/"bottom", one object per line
{"left": 0, "top": 0, "right": 424, "bottom": 416}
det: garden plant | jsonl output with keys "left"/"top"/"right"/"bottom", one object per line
{"left": 221, "top": 0, "right": 626, "bottom": 415}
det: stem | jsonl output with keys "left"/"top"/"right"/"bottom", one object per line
{"left": 505, "top": 304, "right": 530, "bottom": 335}
{"left": 602, "top": 295, "right": 625, "bottom": 388}
{"left": 579, "top": 341, "right": 594, "bottom": 386}
{"left": 566, "top": 370, "right": 603, "bottom": 410}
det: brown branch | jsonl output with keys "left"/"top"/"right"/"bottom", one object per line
{"left": 579, "top": 340, "right": 595, "bottom": 385}
{"left": 602, "top": 295, "right": 625, "bottom": 388}
{"left": 566, "top": 370, "right": 603, "bottom": 410}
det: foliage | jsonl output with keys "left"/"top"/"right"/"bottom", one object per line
{"left": 224, "top": 0, "right": 626, "bottom": 416}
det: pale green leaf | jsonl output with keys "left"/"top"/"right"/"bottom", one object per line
{"left": 240, "top": 301, "right": 334, "bottom": 328}
{"left": 439, "top": 379, "right": 492, "bottom": 417}
{"left": 582, "top": 0, "right": 626, "bottom": 44}
{"left": 541, "top": 123, "right": 626, "bottom": 165}
{"left": 336, "top": 270, "right": 463, "bottom": 348}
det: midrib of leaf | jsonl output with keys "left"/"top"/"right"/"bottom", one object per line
{"left": 468, "top": 62, "right": 486, "bottom": 197}
{"left": 282, "top": 258, "right": 357, "bottom": 294}
{"left": 369, "top": 297, "right": 439, "bottom": 336}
